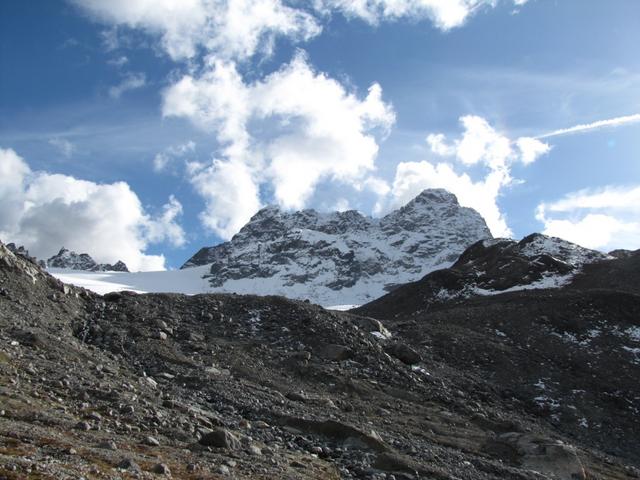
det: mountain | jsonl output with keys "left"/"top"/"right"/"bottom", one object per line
{"left": 354, "top": 233, "right": 612, "bottom": 319}
{"left": 2, "top": 240, "right": 639, "bottom": 479}
{"left": 46, "top": 247, "right": 129, "bottom": 272}
{"left": 354, "top": 238, "right": 640, "bottom": 467}
{"left": 181, "top": 189, "right": 492, "bottom": 305}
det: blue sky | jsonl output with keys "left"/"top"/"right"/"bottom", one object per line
{"left": 1, "top": 0, "right": 639, "bottom": 270}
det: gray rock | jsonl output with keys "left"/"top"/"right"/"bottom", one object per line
{"left": 316, "top": 343, "right": 353, "bottom": 361}
{"left": 387, "top": 343, "right": 421, "bottom": 365}
{"left": 198, "top": 428, "right": 241, "bottom": 450}
{"left": 97, "top": 440, "right": 117, "bottom": 450}
{"left": 216, "top": 465, "right": 231, "bottom": 475}
{"left": 247, "top": 445, "right": 262, "bottom": 456}
{"left": 152, "top": 463, "right": 171, "bottom": 475}
{"left": 75, "top": 421, "right": 91, "bottom": 431}
{"left": 117, "top": 458, "right": 141, "bottom": 472}
{"left": 145, "top": 436, "right": 160, "bottom": 446}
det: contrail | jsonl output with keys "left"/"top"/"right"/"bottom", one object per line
{"left": 536, "top": 113, "right": 640, "bottom": 139}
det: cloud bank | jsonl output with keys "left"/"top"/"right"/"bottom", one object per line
{"left": 536, "top": 185, "right": 640, "bottom": 251}
{"left": 163, "top": 53, "right": 395, "bottom": 239}
{"left": 71, "top": 0, "right": 322, "bottom": 61}
{"left": 71, "top": 0, "right": 529, "bottom": 61}
{"left": 380, "top": 115, "right": 550, "bottom": 237}
{"left": 0, "top": 148, "right": 185, "bottom": 271}
{"left": 321, "top": 0, "right": 526, "bottom": 31}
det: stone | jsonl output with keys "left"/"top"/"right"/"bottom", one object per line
{"left": 216, "top": 465, "right": 230, "bottom": 475}
{"left": 486, "top": 433, "right": 587, "bottom": 480}
{"left": 97, "top": 440, "right": 117, "bottom": 450}
{"left": 386, "top": 343, "right": 422, "bottom": 365}
{"left": 87, "top": 411, "right": 102, "bottom": 421}
{"left": 286, "top": 391, "right": 307, "bottom": 402}
{"left": 316, "top": 344, "right": 354, "bottom": 361}
{"left": 198, "top": 428, "right": 241, "bottom": 450}
{"left": 248, "top": 445, "right": 262, "bottom": 456}
{"left": 75, "top": 421, "right": 91, "bottom": 431}
{"left": 145, "top": 436, "right": 160, "bottom": 446}
{"left": 117, "top": 458, "right": 140, "bottom": 471}
{"left": 152, "top": 463, "right": 171, "bottom": 475}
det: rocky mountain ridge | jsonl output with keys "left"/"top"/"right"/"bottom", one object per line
{"left": 182, "top": 189, "right": 492, "bottom": 305}
{"left": 46, "top": 247, "right": 129, "bottom": 272}
{"left": 355, "top": 233, "right": 612, "bottom": 319}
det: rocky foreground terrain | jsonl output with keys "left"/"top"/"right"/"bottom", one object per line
{"left": 1, "top": 239, "right": 640, "bottom": 479}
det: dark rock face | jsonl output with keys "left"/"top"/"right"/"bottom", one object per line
{"left": 181, "top": 189, "right": 492, "bottom": 305}
{"left": 46, "top": 247, "right": 129, "bottom": 272}
{"left": 108, "top": 260, "right": 129, "bottom": 272}
{"left": 355, "top": 233, "right": 611, "bottom": 319}
{"left": 356, "top": 238, "right": 640, "bottom": 465}
{"left": 609, "top": 249, "right": 639, "bottom": 259}
{"left": 1, "top": 239, "right": 639, "bottom": 479}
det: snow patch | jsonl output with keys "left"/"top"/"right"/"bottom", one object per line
{"left": 327, "top": 305, "right": 360, "bottom": 311}
{"left": 472, "top": 273, "right": 574, "bottom": 296}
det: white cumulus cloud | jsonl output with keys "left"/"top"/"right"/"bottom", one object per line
{"left": 71, "top": 0, "right": 322, "bottom": 61}
{"left": 536, "top": 185, "right": 640, "bottom": 251}
{"left": 163, "top": 53, "right": 395, "bottom": 239}
{"left": 71, "top": 0, "right": 531, "bottom": 61}
{"left": 0, "top": 148, "right": 185, "bottom": 271}
{"left": 379, "top": 115, "right": 550, "bottom": 237}
{"left": 320, "top": 0, "right": 528, "bottom": 31}
{"left": 109, "top": 72, "right": 146, "bottom": 99}
{"left": 153, "top": 141, "right": 196, "bottom": 172}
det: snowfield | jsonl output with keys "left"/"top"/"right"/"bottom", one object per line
{"left": 49, "top": 265, "right": 212, "bottom": 296}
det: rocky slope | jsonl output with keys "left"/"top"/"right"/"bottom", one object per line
{"left": 181, "top": 189, "right": 492, "bottom": 305}
{"left": 354, "top": 233, "right": 611, "bottom": 319}
{"left": 355, "top": 242, "right": 640, "bottom": 467}
{"left": 47, "top": 247, "right": 129, "bottom": 272}
{"left": 2, "top": 240, "right": 640, "bottom": 479}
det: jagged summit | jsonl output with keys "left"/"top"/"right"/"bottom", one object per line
{"left": 47, "top": 247, "right": 129, "bottom": 272}
{"left": 181, "top": 188, "right": 492, "bottom": 305}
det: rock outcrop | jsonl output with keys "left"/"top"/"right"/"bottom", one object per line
{"left": 46, "top": 247, "right": 129, "bottom": 272}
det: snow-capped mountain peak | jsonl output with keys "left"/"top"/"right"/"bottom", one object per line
{"left": 182, "top": 188, "right": 492, "bottom": 305}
